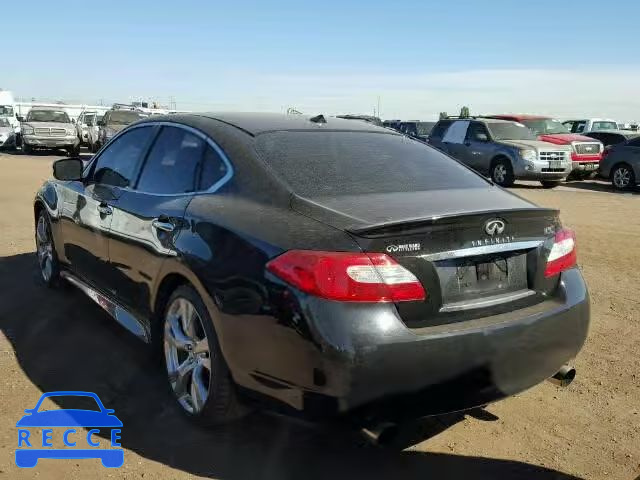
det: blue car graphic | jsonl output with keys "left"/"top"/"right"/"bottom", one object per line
{"left": 15, "top": 391, "right": 123, "bottom": 468}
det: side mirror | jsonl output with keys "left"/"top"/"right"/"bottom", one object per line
{"left": 53, "top": 158, "right": 83, "bottom": 181}
{"left": 71, "top": 118, "right": 76, "bottom": 124}
{"left": 17, "top": 116, "right": 24, "bottom": 122}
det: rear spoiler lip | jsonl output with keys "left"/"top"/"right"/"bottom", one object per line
{"left": 346, "top": 207, "right": 560, "bottom": 237}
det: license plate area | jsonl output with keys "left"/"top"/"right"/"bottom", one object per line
{"left": 435, "top": 252, "right": 528, "bottom": 305}
{"left": 548, "top": 160, "right": 563, "bottom": 169}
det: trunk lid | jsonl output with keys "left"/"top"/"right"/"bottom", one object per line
{"left": 292, "top": 188, "right": 561, "bottom": 327}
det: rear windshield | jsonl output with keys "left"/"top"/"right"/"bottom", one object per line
{"left": 591, "top": 121, "right": 618, "bottom": 131}
{"left": 255, "top": 131, "right": 489, "bottom": 196}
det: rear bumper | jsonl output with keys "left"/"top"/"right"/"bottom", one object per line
{"left": 226, "top": 268, "right": 590, "bottom": 422}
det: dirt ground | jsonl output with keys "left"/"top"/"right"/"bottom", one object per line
{"left": 0, "top": 151, "right": 638, "bottom": 480}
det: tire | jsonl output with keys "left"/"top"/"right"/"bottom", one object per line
{"left": 611, "top": 164, "right": 636, "bottom": 191}
{"left": 490, "top": 158, "right": 515, "bottom": 187}
{"left": 162, "top": 285, "right": 246, "bottom": 425}
{"left": 540, "top": 180, "right": 562, "bottom": 189}
{"left": 35, "top": 210, "right": 62, "bottom": 288}
{"left": 67, "top": 145, "right": 80, "bottom": 157}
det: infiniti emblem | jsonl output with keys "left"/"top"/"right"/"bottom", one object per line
{"left": 485, "top": 219, "right": 506, "bottom": 236}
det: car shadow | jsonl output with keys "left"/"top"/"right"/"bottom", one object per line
{"left": 1, "top": 147, "right": 93, "bottom": 161}
{"left": 0, "top": 253, "right": 584, "bottom": 480}
{"left": 562, "top": 180, "right": 639, "bottom": 195}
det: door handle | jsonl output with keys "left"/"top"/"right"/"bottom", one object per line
{"left": 97, "top": 203, "right": 112, "bottom": 215}
{"left": 152, "top": 219, "right": 175, "bottom": 232}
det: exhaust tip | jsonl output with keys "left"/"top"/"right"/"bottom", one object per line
{"left": 548, "top": 365, "right": 576, "bottom": 387}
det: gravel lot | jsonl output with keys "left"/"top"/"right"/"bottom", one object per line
{"left": 0, "top": 150, "right": 638, "bottom": 480}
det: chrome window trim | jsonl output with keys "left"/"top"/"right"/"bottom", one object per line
{"left": 83, "top": 120, "right": 234, "bottom": 197}
{"left": 420, "top": 240, "right": 544, "bottom": 262}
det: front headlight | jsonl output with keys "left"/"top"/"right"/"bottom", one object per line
{"left": 67, "top": 128, "right": 76, "bottom": 136}
{"left": 22, "top": 126, "right": 34, "bottom": 135}
{"left": 520, "top": 149, "right": 537, "bottom": 162}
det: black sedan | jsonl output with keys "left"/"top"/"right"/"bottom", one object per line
{"left": 34, "top": 113, "right": 590, "bottom": 429}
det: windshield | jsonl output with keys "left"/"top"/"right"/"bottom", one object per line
{"left": 255, "top": 131, "right": 488, "bottom": 197}
{"left": 26, "top": 110, "right": 71, "bottom": 123}
{"left": 0, "top": 106, "right": 14, "bottom": 116}
{"left": 107, "top": 111, "right": 143, "bottom": 125}
{"left": 417, "top": 122, "right": 435, "bottom": 135}
{"left": 592, "top": 121, "right": 618, "bottom": 131}
{"left": 84, "top": 114, "right": 96, "bottom": 124}
{"left": 521, "top": 118, "right": 569, "bottom": 135}
{"left": 488, "top": 122, "right": 538, "bottom": 141}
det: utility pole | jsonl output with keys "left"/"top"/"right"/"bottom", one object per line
{"left": 377, "top": 96, "right": 381, "bottom": 119}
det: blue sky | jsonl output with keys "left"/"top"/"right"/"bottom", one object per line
{"left": 5, "top": 0, "right": 640, "bottom": 120}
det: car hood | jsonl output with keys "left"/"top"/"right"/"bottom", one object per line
{"left": 498, "top": 139, "right": 571, "bottom": 151}
{"left": 0, "top": 127, "right": 12, "bottom": 135}
{"left": 22, "top": 121, "right": 74, "bottom": 129}
{"left": 16, "top": 410, "right": 123, "bottom": 427}
{"left": 537, "top": 133, "right": 596, "bottom": 145}
{"left": 291, "top": 186, "right": 539, "bottom": 231}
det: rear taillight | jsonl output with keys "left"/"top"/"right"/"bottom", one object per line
{"left": 602, "top": 147, "right": 610, "bottom": 158}
{"left": 544, "top": 229, "right": 577, "bottom": 278}
{"left": 266, "top": 250, "right": 426, "bottom": 302}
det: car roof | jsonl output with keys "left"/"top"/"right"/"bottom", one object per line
{"left": 143, "top": 112, "right": 394, "bottom": 136}
{"left": 484, "top": 114, "right": 550, "bottom": 121}
{"left": 29, "top": 106, "right": 68, "bottom": 111}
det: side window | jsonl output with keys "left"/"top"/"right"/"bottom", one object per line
{"left": 429, "top": 121, "right": 452, "bottom": 140}
{"left": 136, "top": 126, "right": 205, "bottom": 194}
{"left": 198, "top": 145, "right": 229, "bottom": 190}
{"left": 574, "top": 121, "right": 587, "bottom": 133}
{"left": 442, "top": 120, "right": 470, "bottom": 144}
{"left": 91, "top": 127, "right": 155, "bottom": 188}
{"left": 466, "top": 122, "right": 489, "bottom": 142}
{"left": 562, "top": 121, "right": 574, "bottom": 132}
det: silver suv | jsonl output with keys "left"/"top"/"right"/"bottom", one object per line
{"left": 429, "top": 118, "right": 572, "bottom": 188}
{"left": 20, "top": 108, "right": 80, "bottom": 156}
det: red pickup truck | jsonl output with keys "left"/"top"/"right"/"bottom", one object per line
{"left": 485, "top": 115, "right": 603, "bottom": 179}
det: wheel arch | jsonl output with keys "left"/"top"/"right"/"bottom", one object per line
{"left": 490, "top": 153, "right": 513, "bottom": 169}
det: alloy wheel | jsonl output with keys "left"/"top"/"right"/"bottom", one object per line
{"left": 493, "top": 164, "right": 506, "bottom": 184}
{"left": 613, "top": 167, "right": 631, "bottom": 189}
{"left": 164, "top": 297, "right": 211, "bottom": 414}
{"left": 36, "top": 215, "right": 54, "bottom": 282}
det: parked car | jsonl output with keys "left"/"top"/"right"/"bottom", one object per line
{"left": 0, "top": 117, "right": 15, "bottom": 149}
{"left": 597, "top": 134, "right": 640, "bottom": 190}
{"left": 562, "top": 118, "right": 618, "bottom": 134}
{"left": 75, "top": 111, "right": 99, "bottom": 146}
{"left": 429, "top": 117, "right": 572, "bottom": 188}
{"left": 483, "top": 115, "right": 603, "bottom": 179}
{"left": 35, "top": 113, "right": 588, "bottom": 430}
{"left": 20, "top": 108, "right": 80, "bottom": 156}
{"left": 92, "top": 109, "right": 144, "bottom": 152}
{"left": 382, "top": 119, "right": 402, "bottom": 131}
{"left": 87, "top": 114, "right": 104, "bottom": 152}
{"left": 583, "top": 130, "right": 640, "bottom": 148}
{"left": 399, "top": 121, "right": 436, "bottom": 142}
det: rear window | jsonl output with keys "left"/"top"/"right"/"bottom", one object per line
{"left": 255, "top": 131, "right": 488, "bottom": 197}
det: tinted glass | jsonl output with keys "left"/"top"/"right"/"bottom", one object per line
{"left": 255, "top": 131, "right": 488, "bottom": 197}
{"left": 466, "top": 122, "right": 489, "bottom": 141}
{"left": 92, "top": 127, "right": 154, "bottom": 187}
{"left": 198, "top": 146, "right": 229, "bottom": 190}
{"left": 417, "top": 122, "right": 435, "bottom": 135}
{"left": 137, "top": 126, "right": 205, "bottom": 194}
{"left": 429, "top": 120, "right": 452, "bottom": 139}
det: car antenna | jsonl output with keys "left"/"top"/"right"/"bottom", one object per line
{"left": 309, "top": 114, "right": 327, "bottom": 124}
